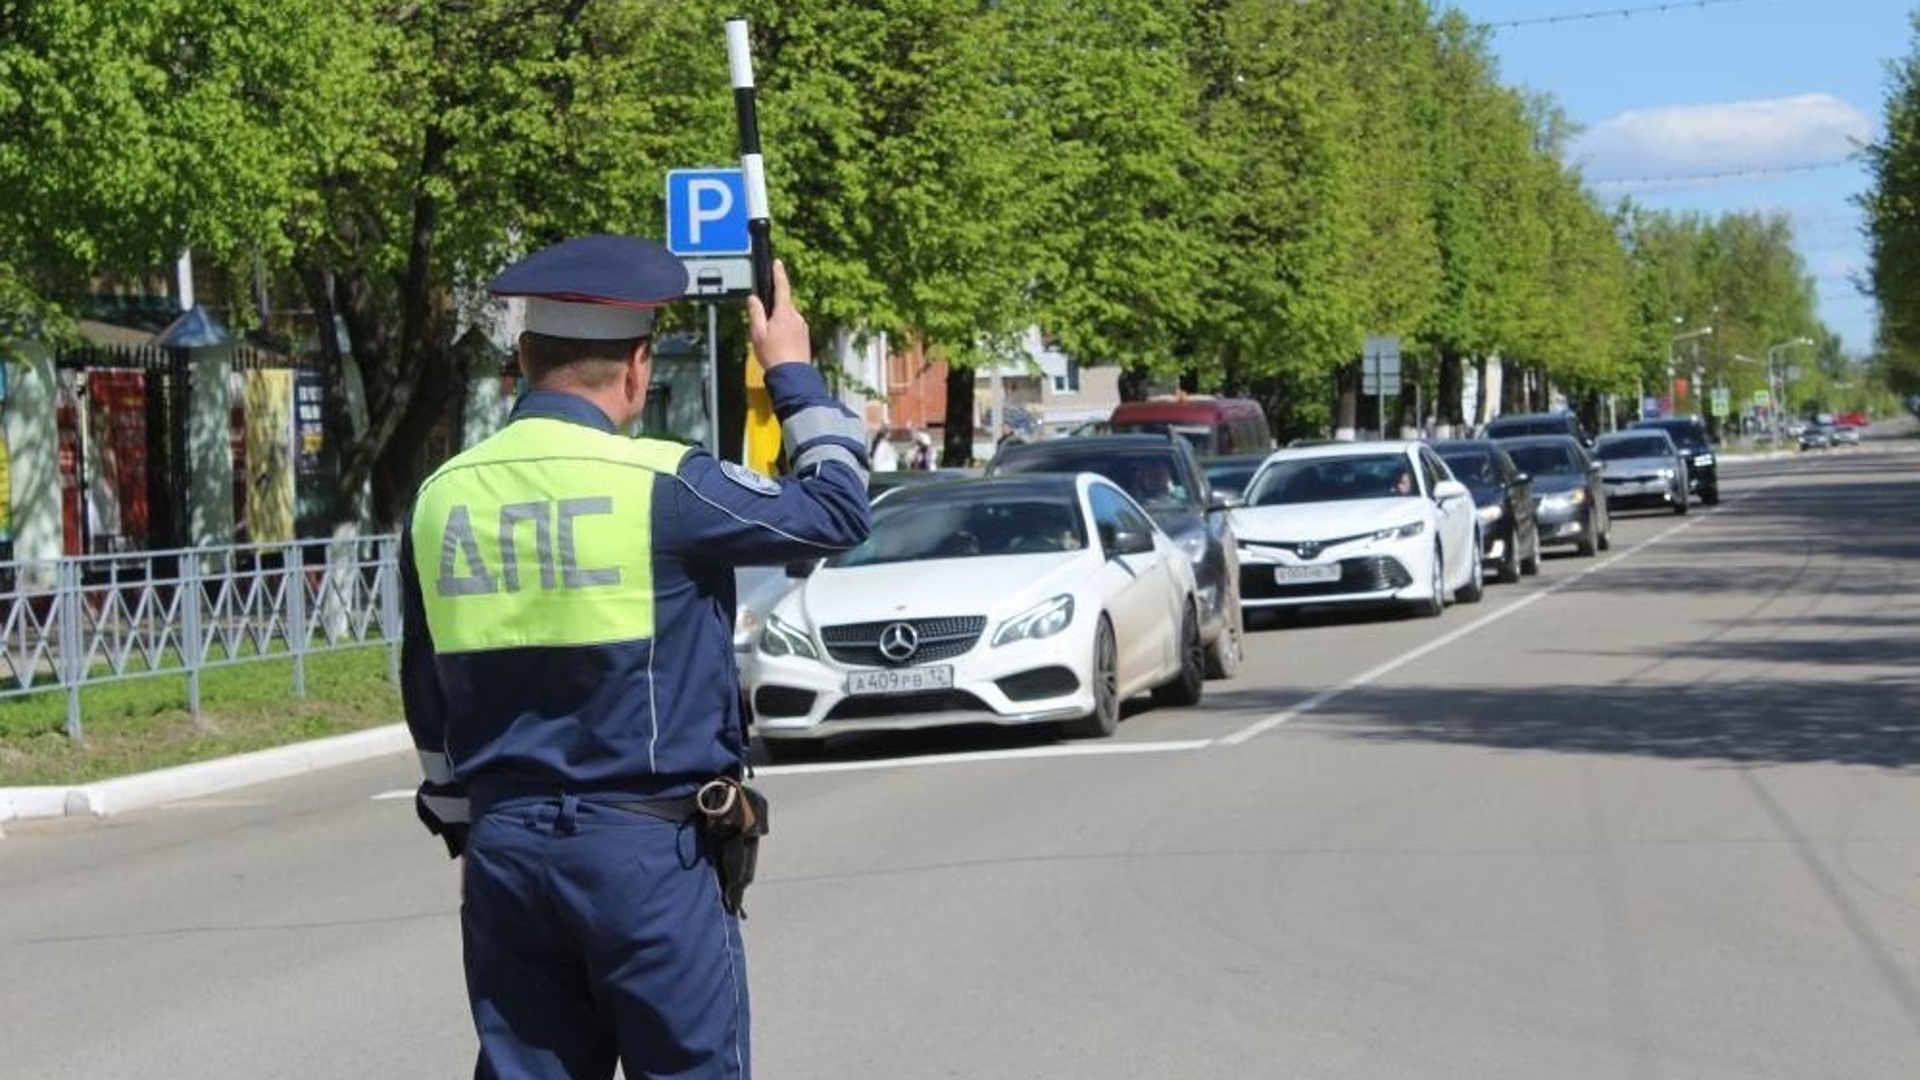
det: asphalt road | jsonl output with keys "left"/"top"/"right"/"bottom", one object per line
{"left": 3, "top": 440, "right": 1917, "bottom": 1079}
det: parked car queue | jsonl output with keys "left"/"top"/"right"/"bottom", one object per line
{"left": 734, "top": 416, "right": 1732, "bottom": 761}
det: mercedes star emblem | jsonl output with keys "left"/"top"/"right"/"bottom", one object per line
{"left": 877, "top": 621, "right": 920, "bottom": 663}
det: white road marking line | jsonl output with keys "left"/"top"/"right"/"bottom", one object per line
{"left": 372, "top": 789, "right": 413, "bottom": 801}
{"left": 1218, "top": 485, "right": 1772, "bottom": 746}
{"left": 759, "top": 739, "right": 1214, "bottom": 776}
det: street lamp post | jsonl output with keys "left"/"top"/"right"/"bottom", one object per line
{"left": 1764, "top": 337, "right": 1815, "bottom": 443}
{"left": 1669, "top": 326, "right": 1713, "bottom": 418}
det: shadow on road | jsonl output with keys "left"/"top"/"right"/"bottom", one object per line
{"left": 1320, "top": 675, "right": 1920, "bottom": 770}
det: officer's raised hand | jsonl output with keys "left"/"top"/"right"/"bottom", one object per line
{"left": 747, "top": 259, "right": 810, "bottom": 371}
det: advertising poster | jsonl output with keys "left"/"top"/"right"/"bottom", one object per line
{"left": 85, "top": 370, "right": 150, "bottom": 550}
{"left": 243, "top": 369, "right": 295, "bottom": 543}
{"left": 293, "top": 369, "right": 341, "bottom": 537}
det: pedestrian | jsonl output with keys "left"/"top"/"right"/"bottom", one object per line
{"left": 909, "top": 429, "right": 934, "bottom": 469}
{"left": 870, "top": 428, "right": 900, "bottom": 471}
{"left": 401, "top": 235, "right": 870, "bottom": 1080}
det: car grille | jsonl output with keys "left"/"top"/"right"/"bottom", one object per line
{"left": 820, "top": 615, "right": 986, "bottom": 666}
{"left": 996, "top": 666, "right": 1080, "bottom": 701}
{"left": 825, "top": 689, "right": 994, "bottom": 721}
{"left": 1240, "top": 556, "right": 1412, "bottom": 599}
{"left": 1242, "top": 533, "right": 1371, "bottom": 559}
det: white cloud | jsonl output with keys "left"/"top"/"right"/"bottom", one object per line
{"left": 1573, "top": 94, "right": 1872, "bottom": 182}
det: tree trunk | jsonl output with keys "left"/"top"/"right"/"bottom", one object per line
{"left": 943, "top": 365, "right": 976, "bottom": 467}
{"left": 1437, "top": 349, "right": 1465, "bottom": 435}
{"left": 1334, "top": 364, "right": 1359, "bottom": 440}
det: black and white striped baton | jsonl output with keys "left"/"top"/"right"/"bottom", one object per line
{"left": 725, "top": 18, "right": 775, "bottom": 312}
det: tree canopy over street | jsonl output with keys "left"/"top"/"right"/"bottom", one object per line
{"left": 1863, "top": 12, "right": 1920, "bottom": 405}
{"left": 1, "top": 0, "right": 1847, "bottom": 526}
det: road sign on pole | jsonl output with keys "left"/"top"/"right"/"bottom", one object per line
{"left": 666, "top": 169, "right": 751, "bottom": 256}
{"left": 1362, "top": 336, "right": 1402, "bottom": 437}
{"left": 1710, "top": 386, "right": 1731, "bottom": 418}
{"left": 1752, "top": 389, "right": 1772, "bottom": 408}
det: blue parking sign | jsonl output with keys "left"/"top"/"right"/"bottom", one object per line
{"left": 665, "top": 169, "right": 749, "bottom": 256}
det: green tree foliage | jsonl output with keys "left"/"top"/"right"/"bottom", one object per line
{"left": 3, "top": 0, "right": 1848, "bottom": 520}
{"left": 1860, "top": 12, "right": 1920, "bottom": 397}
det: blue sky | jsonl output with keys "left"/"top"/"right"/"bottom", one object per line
{"left": 1451, "top": 0, "right": 1911, "bottom": 355}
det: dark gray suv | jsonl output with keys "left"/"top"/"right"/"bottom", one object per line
{"left": 987, "top": 434, "right": 1244, "bottom": 679}
{"left": 1630, "top": 416, "right": 1718, "bottom": 504}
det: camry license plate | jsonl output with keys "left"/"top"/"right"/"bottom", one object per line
{"left": 1275, "top": 564, "right": 1341, "bottom": 585}
{"left": 847, "top": 666, "right": 954, "bottom": 695}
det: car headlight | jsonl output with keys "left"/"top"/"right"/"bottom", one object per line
{"left": 1542, "top": 489, "right": 1587, "bottom": 508}
{"left": 1657, "top": 468, "right": 1676, "bottom": 479}
{"left": 758, "top": 613, "right": 820, "bottom": 659}
{"left": 1371, "top": 520, "right": 1426, "bottom": 542}
{"left": 1476, "top": 503, "right": 1504, "bottom": 525}
{"left": 1694, "top": 453, "right": 1715, "bottom": 466}
{"left": 993, "top": 594, "right": 1075, "bottom": 647}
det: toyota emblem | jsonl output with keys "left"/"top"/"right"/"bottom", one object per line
{"left": 1296, "top": 542, "right": 1321, "bottom": 560}
{"left": 877, "top": 622, "right": 920, "bottom": 663}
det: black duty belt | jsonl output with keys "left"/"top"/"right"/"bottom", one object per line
{"left": 606, "top": 796, "right": 699, "bottom": 824}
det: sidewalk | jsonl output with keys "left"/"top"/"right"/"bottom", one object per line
{"left": 0, "top": 724, "right": 412, "bottom": 837}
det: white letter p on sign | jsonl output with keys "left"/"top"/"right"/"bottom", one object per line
{"left": 687, "top": 179, "right": 734, "bottom": 246}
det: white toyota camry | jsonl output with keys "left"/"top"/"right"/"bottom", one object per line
{"left": 1230, "top": 441, "right": 1483, "bottom": 617}
{"left": 749, "top": 474, "right": 1204, "bottom": 760}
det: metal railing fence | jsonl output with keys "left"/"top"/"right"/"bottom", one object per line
{"left": 0, "top": 535, "right": 402, "bottom": 742}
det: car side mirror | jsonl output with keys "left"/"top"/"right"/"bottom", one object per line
{"left": 1207, "top": 489, "right": 1242, "bottom": 512}
{"left": 1432, "top": 479, "right": 1469, "bottom": 502}
{"left": 1102, "top": 524, "right": 1154, "bottom": 557}
{"left": 785, "top": 559, "right": 818, "bottom": 579}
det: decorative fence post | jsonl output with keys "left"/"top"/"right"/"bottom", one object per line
{"left": 58, "top": 559, "right": 83, "bottom": 743}
{"left": 380, "top": 536, "right": 402, "bottom": 685}
{"left": 180, "top": 552, "right": 203, "bottom": 719}
{"left": 286, "top": 544, "right": 309, "bottom": 699}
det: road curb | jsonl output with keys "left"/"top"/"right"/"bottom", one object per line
{"left": 0, "top": 724, "right": 411, "bottom": 830}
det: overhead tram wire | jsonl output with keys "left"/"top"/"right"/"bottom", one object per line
{"left": 1480, "top": 0, "right": 1771, "bottom": 34}
{"left": 1585, "top": 159, "right": 1856, "bottom": 188}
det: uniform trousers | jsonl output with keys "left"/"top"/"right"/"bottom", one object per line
{"left": 462, "top": 793, "right": 750, "bottom": 1080}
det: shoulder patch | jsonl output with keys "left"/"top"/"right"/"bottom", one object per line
{"left": 719, "top": 460, "right": 782, "bottom": 496}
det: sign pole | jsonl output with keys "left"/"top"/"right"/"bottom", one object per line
{"left": 1375, "top": 348, "right": 1385, "bottom": 439}
{"left": 706, "top": 303, "right": 720, "bottom": 456}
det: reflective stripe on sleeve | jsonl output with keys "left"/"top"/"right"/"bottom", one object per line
{"left": 419, "top": 791, "right": 471, "bottom": 825}
{"left": 417, "top": 749, "right": 455, "bottom": 785}
{"left": 781, "top": 404, "right": 865, "bottom": 460}
{"left": 794, "top": 442, "right": 868, "bottom": 484}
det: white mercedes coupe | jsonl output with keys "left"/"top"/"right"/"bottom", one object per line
{"left": 1230, "top": 441, "right": 1483, "bottom": 617}
{"left": 749, "top": 474, "right": 1204, "bottom": 761}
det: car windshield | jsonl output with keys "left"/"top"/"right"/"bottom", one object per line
{"left": 1439, "top": 450, "right": 1498, "bottom": 486}
{"left": 1504, "top": 443, "right": 1582, "bottom": 477}
{"left": 1597, "top": 437, "right": 1671, "bottom": 461}
{"left": 826, "top": 492, "right": 1087, "bottom": 567}
{"left": 1245, "top": 453, "right": 1416, "bottom": 505}
{"left": 1638, "top": 422, "right": 1702, "bottom": 447}
{"left": 1107, "top": 422, "right": 1218, "bottom": 458}
{"left": 1487, "top": 417, "right": 1567, "bottom": 437}
{"left": 1202, "top": 460, "right": 1261, "bottom": 496}
{"left": 997, "top": 449, "right": 1193, "bottom": 511}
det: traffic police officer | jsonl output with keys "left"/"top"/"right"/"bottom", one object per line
{"left": 400, "top": 234, "right": 870, "bottom": 1080}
